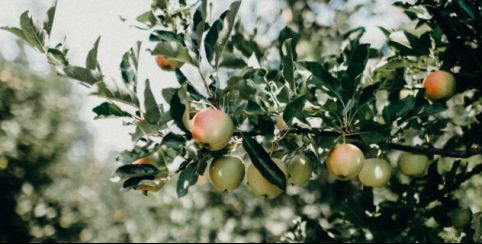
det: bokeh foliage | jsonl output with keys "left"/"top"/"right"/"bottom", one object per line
{"left": 1, "top": 0, "right": 482, "bottom": 242}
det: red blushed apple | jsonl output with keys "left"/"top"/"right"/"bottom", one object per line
{"left": 191, "top": 108, "right": 234, "bottom": 151}
{"left": 423, "top": 71, "right": 456, "bottom": 101}
{"left": 155, "top": 55, "right": 183, "bottom": 71}
{"left": 326, "top": 143, "right": 365, "bottom": 180}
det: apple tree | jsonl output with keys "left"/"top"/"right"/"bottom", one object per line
{"left": 3, "top": 0, "right": 482, "bottom": 242}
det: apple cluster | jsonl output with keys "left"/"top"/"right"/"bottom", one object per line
{"left": 142, "top": 64, "right": 457, "bottom": 198}
{"left": 137, "top": 108, "right": 435, "bottom": 199}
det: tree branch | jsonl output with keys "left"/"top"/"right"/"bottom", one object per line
{"left": 234, "top": 128, "right": 482, "bottom": 158}
{"left": 422, "top": 162, "right": 482, "bottom": 205}
{"left": 387, "top": 142, "right": 482, "bottom": 158}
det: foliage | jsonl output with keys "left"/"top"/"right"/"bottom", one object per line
{"left": 2, "top": 0, "right": 482, "bottom": 242}
{"left": 0, "top": 49, "right": 88, "bottom": 242}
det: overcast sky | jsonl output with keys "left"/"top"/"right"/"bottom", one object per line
{"left": 0, "top": 0, "right": 405, "bottom": 162}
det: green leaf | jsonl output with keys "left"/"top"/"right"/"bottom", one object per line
{"left": 191, "top": 0, "right": 208, "bottom": 55}
{"left": 204, "top": 17, "right": 224, "bottom": 63}
{"left": 388, "top": 31, "right": 431, "bottom": 56}
{"left": 162, "top": 133, "right": 186, "bottom": 149}
{"left": 43, "top": 1, "right": 57, "bottom": 35}
{"left": 162, "top": 88, "right": 178, "bottom": 103}
{"left": 92, "top": 102, "right": 130, "bottom": 119}
{"left": 150, "top": 30, "right": 183, "bottom": 42}
{"left": 204, "top": 1, "right": 240, "bottom": 67}
{"left": 19, "top": 11, "right": 45, "bottom": 52}
{"left": 136, "top": 11, "right": 157, "bottom": 26}
{"left": 47, "top": 48, "right": 68, "bottom": 66}
{"left": 216, "top": 1, "right": 240, "bottom": 67}
{"left": 342, "top": 43, "right": 370, "bottom": 98}
{"left": 152, "top": 41, "right": 193, "bottom": 64}
{"left": 137, "top": 119, "right": 161, "bottom": 135}
{"left": 120, "top": 42, "right": 141, "bottom": 88}
{"left": 297, "top": 61, "right": 341, "bottom": 95}
{"left": 358, "top": 82, "right": 381, "bottom": 104}
{"left": 121, "top": 175, "right": 155, "bottom": 191}
{"left": 282, "top": 38, "right": 295, "bottom": 92}
{"left": 143, "top": 79, "right": 161, "bottom": 124}
{"left": 86, "top": 36, "right": 101, "bottom": 70}
{"left": 359, "top": 121, "right": 390, "bottom": 144}
{"left": 283, "top": 95, "right": 306, "bottom": 125}
{"left": 115, "top": 164, "right": 159, "bottom": 179}
{"left": 382, "top": 95, "right": 416, "bottom": 124}
{"left": 456, "top": 0, "right": 474, "bottom": 19}
{"left": 169, "top": 89, "right": 189, "bottom": 133}
{"left": 1, "top": 27, "right": 27, "bottom": 43}
{"left": 63, "top": 66, "right": 102, "bottom": 85}
{"left": 176, "top": 163, "right": 199, "bottom": 198}
{"left": 242, "top": 135, "right": 287, "bottom": 190}
{"left": 93, "top": 79, "right": 140, "bottom": 107}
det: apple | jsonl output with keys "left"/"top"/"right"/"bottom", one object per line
{"left": 326, "top": 143, "right": 365, "bottom": 180}
{"left": 247, "top": 158, "right": 287, "bottom": 199}
{"left": 287, "top": 155, "right": 312, "bottom": 185}
{"left": 208, "top": 156, "right": 245, "bottom": 191}
{"left": 423, "top": 71, "right": 456, "bottom": 101}
{"left": 451, "top": 208, "right": 472, "bottom": 229}
{"left": 358, "top": 158, "right": 392, "bottom": 188}
{"left": 398, "top": 152, "right": 429, "bottom": 177}
{"left": 155, "top": 55, "right": 183, "bottom": 71}
{"left": 191, "top": 109, "right": 234, "bottom": 151}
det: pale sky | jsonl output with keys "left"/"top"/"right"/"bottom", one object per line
{"left": 0, "top": 0, "right": 405, "bottom": 162}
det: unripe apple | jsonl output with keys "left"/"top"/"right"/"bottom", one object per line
{"left": 398, "top": 152, "right": 429, "bottom": 177}
{"left": 155, "top": 55, "right": 183, "bottom": 71}
{"left": 247, "top": 158, "right": 287, "bottom": 199}
{"left": 358, "top": 158, "right": 392, "bottom": 188}
{"left": 287, "top": 155, "right": 312, "bottom": 185}
{"left": 326, "top": 144, "right": 365, "bottom": 180}
{"left": 208, "top": 156, "right": 245, "bottom": 191}
{"left": 452, "top": 208, "right": 473, "bottom": 229}
{"left": 423, "top": 71, "right": 456, "bottom": 101}
{"left": 137, "top": 180, "right": 164, "bottom": 193}
{"left": 191, "top": 109, "right": 234, "bottom": 151}
{"left": 451, "top": 208, "right": 472, "bottom": 229}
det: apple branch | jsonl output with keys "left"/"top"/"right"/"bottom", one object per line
{"left": 234, "top": 128, "right": 482, "bottom": 158}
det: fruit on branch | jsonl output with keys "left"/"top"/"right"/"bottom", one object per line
{"left": 423, "top": 71, "right": 456, "bottom": 101}
{"left": 191, "top": 108, "right": 234, "bottom": 151}
{"left": 208, "top": 156, "right": 245, "bottom": 191}
{"left": 155, "top": 55, "right": 183, "bottom": 71}
{"left": 137, "top": 180, "right": 164, "bottom": 193}
{"left": 326, "top": 144, "right": 365, "bottom": 180}
{"left": 358, "top": 158, "right": 392, "bottom": 187}
{"left": 450, "top": 208, "right": 473, "bottom": 229}
{"left": 287, "top": 155, "right": 312, "bottom": 186}
{"left": 247, "top": 158, "right": 287, "bottom": 199}
{"left": 397, "top": 152, "right": 429, "bottom": 177}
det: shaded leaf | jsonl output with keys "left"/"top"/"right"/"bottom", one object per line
{"left": 283, "top": 95, "right": 306, "bottom": 125}
{"left": 92, "top": 102, "right": 130, "bottom": 119}
{"left": 144, "top": 79, "right": 161, "bottom": 124}
{"left": 242, "top": 135, "right": 286, "bottom": 190}
{"left": 176, "top": 163, "right": 199, "bottom": 198}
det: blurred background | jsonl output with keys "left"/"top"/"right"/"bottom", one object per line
{"left": 0, "top": 0, "right": 480, "bottom": 242}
